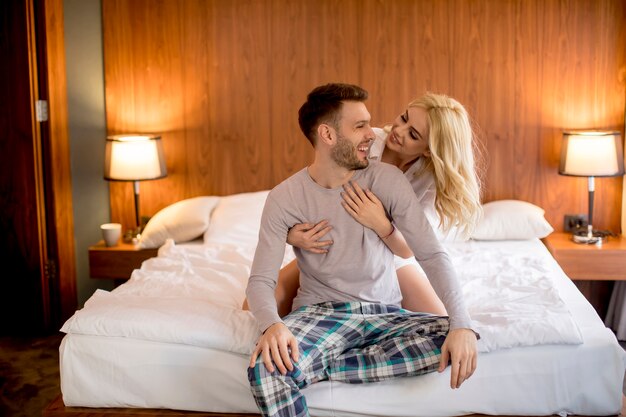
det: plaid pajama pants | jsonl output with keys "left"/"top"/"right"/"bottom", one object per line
{"left": 247, "top": 301, "right": 449, "bottom": 417}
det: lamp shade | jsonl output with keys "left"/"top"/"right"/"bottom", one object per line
{"left": 104, "top": 134, "right": 167, "bottom": 181}
{"left": 559, "top": 130, "right": 624, "bottom": 177}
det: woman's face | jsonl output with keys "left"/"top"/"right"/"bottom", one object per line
{"left": 387, "top": 106, "right": 430, "bottom": 159}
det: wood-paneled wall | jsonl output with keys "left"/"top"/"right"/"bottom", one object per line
{"left": 102, "top": 0, "right": 626, "bottom": 233}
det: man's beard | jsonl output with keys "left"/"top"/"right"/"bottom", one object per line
{"left": 331, "top": 134, "right": 369, "bottom": 170}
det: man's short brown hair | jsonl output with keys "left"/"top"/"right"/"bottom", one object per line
{"left": 298, "top": 83, "right": 368, "bottom": 146}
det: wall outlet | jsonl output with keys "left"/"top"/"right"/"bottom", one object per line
{"left": 563, "top": 214, "right": 588, "bottom": 232}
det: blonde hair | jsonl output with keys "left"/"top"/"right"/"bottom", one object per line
{"left": 409, "top": 93, "right": 483, "bottom": 238}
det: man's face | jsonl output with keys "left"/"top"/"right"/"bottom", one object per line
{"left": 330, "top": 101, "right": 375, "bottom": 170}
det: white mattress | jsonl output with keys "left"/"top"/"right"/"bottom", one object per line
{"left": 60, "top": 190, "right": 625, "bottom": 415}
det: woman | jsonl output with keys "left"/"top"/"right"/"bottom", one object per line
{"left": 245, "top": 92, "right": 482, "bottom": 317}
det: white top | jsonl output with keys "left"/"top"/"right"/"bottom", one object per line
{"left": 370, "top": 127, "right": 451, "bottom": 240}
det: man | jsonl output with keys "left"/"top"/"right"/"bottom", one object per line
{"left": 246, "top": 83, "right": 477, "bottom": 417}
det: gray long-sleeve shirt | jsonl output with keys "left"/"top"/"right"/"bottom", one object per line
{"left": 246, "top": 161, "right": 472, "bottom": 333}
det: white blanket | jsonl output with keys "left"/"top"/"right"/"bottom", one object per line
{"left": 62, "top": 238, "right": 582, "bottom": 354}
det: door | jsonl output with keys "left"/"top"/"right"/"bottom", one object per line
{"left": 0, "top": 0, "right": 66, "bottom": 335}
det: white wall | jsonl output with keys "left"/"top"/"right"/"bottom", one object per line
{"left": 64, "top": 0, "right": 114, "bottom": 305}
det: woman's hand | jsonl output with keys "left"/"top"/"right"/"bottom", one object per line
{"left": 341, "top": 181, "right": 393, "bottom": 238}
{"left": 287, "top": 221, "right": 333, "bottom": 254}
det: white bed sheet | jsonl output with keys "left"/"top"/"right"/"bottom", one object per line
{"left": 62, "top": 239, "right": 583, "bottom": 355}
{"left": 60, "top": 238, "right": 626, "bottom": 416}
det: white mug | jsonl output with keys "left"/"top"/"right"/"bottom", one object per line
{"left": 101, "top": 223, "right": 122, "bottom": 247}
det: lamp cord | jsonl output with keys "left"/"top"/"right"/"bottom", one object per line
{"left": 133, "top": 180, "right": 141, "bottom": 230}
{"left": 587, "top": 176, "right": 594, "bottom": 229}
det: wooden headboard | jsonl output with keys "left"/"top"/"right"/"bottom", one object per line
{"left": 102, "top": 0, "right": 625, "bottom": 233}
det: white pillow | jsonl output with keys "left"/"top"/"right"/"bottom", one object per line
{"left": 203, "top": 190, "right": 269, "bottom": 247}
{"left": 471, "top": 200, "right": 554, "bottom": 241}
{"left": 139, "top": 196, "right": 221, "bottom": 249}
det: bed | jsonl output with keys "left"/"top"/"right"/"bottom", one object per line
{"left": 57, "top": 190, "right": 626, "bottom": 416}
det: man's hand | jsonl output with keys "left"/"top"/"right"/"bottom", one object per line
{"left": 249, "top": 322, "right": 300, "bottom": 375}
{"left": 438, "top": 328, "right": 477, "bottom": 389}
{"left": 287, "top": 221, "right": 333, "bottom": 254}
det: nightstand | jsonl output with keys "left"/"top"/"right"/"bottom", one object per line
{"left": 543, "top": 232, "right": 626, "bottom": 281}
{"left": 88, "top": 241, "right": 158, "bottom": 282}
{"left": 543, "top": 232, "right": 626, "bottom": 318}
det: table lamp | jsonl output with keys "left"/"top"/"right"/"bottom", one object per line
{"left": 559, "top": 130, "right": 624, "bottom": 244}
{"left": 104, "top": 134, "right": 167, "bottom": 237}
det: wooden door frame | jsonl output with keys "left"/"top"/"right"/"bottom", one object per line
{"left": 36, "top": 0, "right": 78, "bottom": 328}
{"left": 21, "top": 0, "right": 77, "bottom": 332}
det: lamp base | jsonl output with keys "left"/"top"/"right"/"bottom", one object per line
{"left": 571, "top": 229, "right": 608, "bottom": 245}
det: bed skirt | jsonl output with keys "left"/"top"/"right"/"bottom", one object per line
{"left": 44, "top": 394, "right": 626, "bottom": 417}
